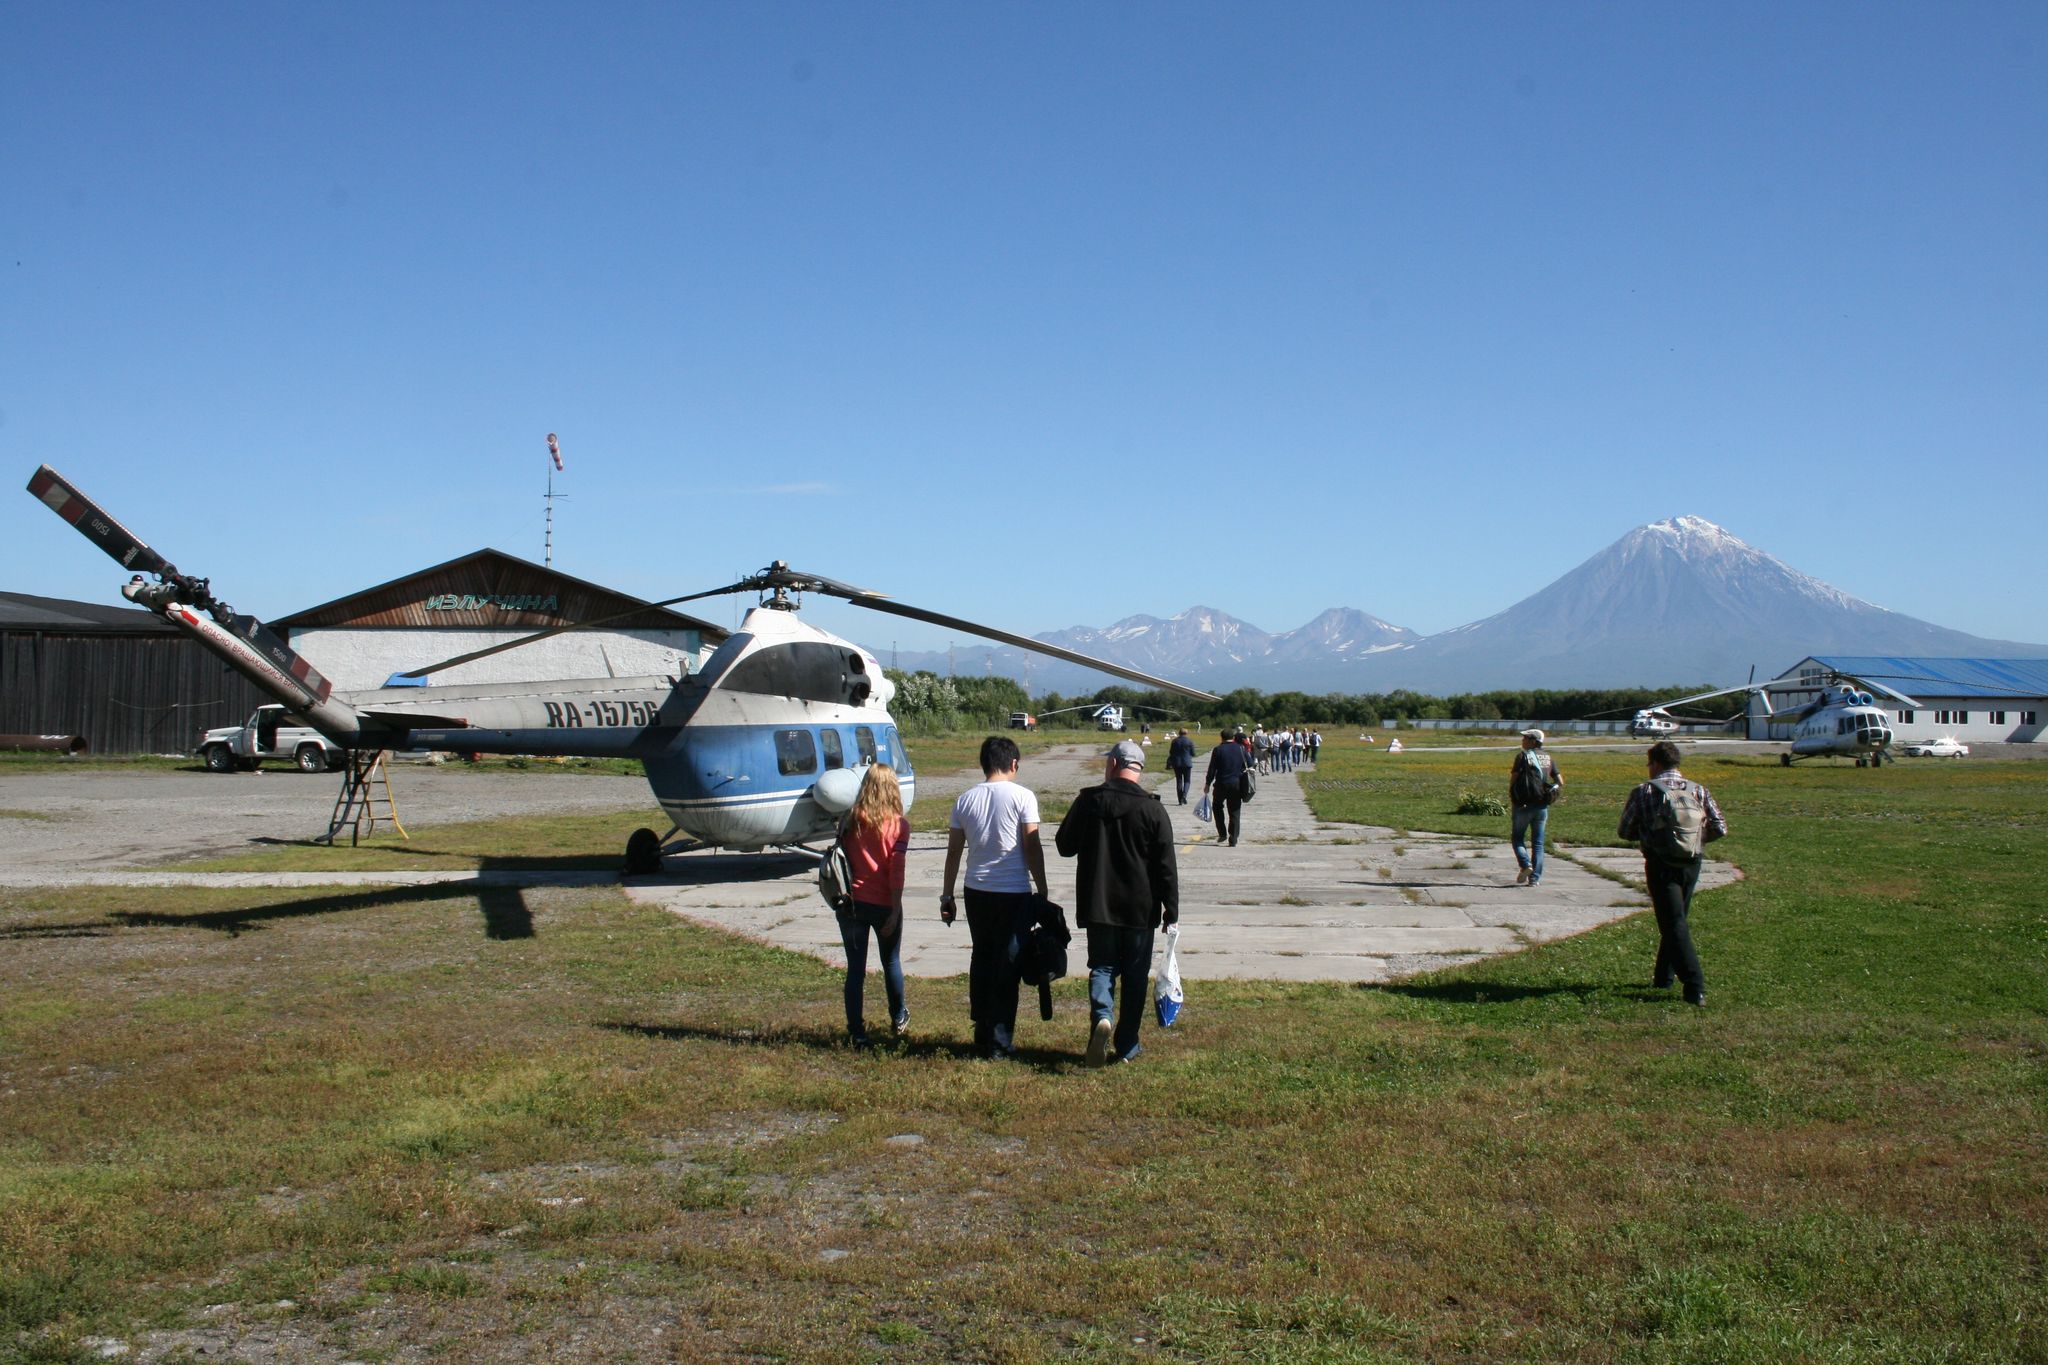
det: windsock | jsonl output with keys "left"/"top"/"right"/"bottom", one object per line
{"left": 547, "top": 432, "right": 564, "bottom": 471}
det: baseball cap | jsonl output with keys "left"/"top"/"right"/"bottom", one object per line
{"left": 1521, "top": 728, "right": 1546, "bottom": 744}
{"left": 1106, "top": 739, "right": 1146, "bottom": 769}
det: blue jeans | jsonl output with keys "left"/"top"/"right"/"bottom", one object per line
{"left": 1087, "top": 923, "right": 1156, "bottom": 1059}
{"left": 1511, "top": 805, "right": 1549, "bottom": 880}
{"left": 835, "top": 900, "right": 905, "bottom": 1038}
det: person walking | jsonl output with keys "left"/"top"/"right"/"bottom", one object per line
{"left": 1055, "top": 740, "right": 1180, "bottom": 1066}
{"left": 1617, "top": 740, "right": 1728, "bottom": 1006}
{"left": 835, "top": 764, "right": 910, "bottom": 1046}
{"left": 940, "top": 735, "right": 1049, "bottom": 1057}
{"left": 1203, "top": 727, "right": 1253, "bottom": 847}
{"left": 1508, "top": 728, "right": 1562, "bottom": 885}
{"left": 1167, "top": 728, "right": 1198, "bottom": 805}
{"left": 1309, "top": 729, "right": 1322, "bottom": 766}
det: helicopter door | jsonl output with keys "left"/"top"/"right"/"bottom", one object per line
{"left": 853, "top": 726, "right": 878, "bottom": 765}
{"left": 821, "top": 729, "right": 846, "bottom": 769}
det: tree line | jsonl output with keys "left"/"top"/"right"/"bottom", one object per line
{"left": 883, "top": 670, "right": 1734, "bottom": 733}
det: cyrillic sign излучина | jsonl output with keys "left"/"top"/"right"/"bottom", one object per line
{"left": 421, "top": 594, "right": 561, "bottom": 613}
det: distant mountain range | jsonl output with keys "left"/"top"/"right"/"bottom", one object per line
{"left": 885, "top": 516, "right": 2048, "bottom": 695}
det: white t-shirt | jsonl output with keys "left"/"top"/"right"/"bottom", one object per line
{"left": 950, "top": 779, "right": 1041, "bottom": 894}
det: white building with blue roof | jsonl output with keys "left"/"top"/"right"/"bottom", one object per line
{"left": 1757, "top": 657, "right": 2047, "bottom": 745}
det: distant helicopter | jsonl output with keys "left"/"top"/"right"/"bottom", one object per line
{"left": 27, "top": 466, "right": 1218, "bottom": 871}
{"left": 1620, "top": 671, "right": 1921, "bottom": 767}
{"left": 1028, "top": 701, "right": 1195, "bottom": 733}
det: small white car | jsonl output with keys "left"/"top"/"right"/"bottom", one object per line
{"left": 1903, "top": 736, "right": 1969, "bottom": 758}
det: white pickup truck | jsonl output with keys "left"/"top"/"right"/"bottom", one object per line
{"left": 198, "top": 705, "right": 347, "bottom": 773}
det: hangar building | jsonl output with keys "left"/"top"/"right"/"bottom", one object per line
{"left": 6, "top": 553, "right": 728, "bottom": 754}
{"left": 1755, "top": 657, "right": 2047, "bottom": 745}
{"left": 273, "top": 550, "right": 728, "bottom": 690}
{"left": 1, "top": 591, "right": 273, "bottom": 754}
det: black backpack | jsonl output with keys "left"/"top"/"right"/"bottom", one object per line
{"left": 1511, "top": 751, "right": 1556, "bottom": 808}
{"left": 1017, "top": 896, "right": 1072, "bottom": 1021}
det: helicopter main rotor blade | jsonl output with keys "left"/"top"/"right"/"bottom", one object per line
{"left": 28, "top": 465, "right": 178, "bottom": 579}
{"left": 836, "top": 594, "right": 1221, "bottom": 702}
{"left": 394, "top": 579, "right": 759, "bottom": 679}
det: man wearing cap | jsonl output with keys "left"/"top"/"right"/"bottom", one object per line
{"left": 1508, "top": 728, "right": 1563, "bottom": 885}
{"left": 1055, "top": 739, "right": 1180, "bottom": 1066}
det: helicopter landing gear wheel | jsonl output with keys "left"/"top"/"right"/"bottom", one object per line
{"left": 624, "top": 827, "right": 663, "bottom": 875}
{"left": 1856, "top": 757, "right": 1868, "bottom": 767}
{"left": 1780, "top": 753, "right": 1792, "bottom": 767}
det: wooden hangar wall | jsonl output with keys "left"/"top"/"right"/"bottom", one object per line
{"left": 271, "top": 550, "right": 728, "bottom": 691}
{"left": 1, "top": 593, "right": 273, "bottom": 755}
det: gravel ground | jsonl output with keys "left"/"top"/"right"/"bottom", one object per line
{"left": 0, "top": 744, "right": 1118, "bottom": 874}
{"left": 0, "top": 763, "right": 655, "bottom": 870}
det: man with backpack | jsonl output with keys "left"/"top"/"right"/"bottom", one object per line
{"left": 1508, "top": 728, "right": 1563, "bottom": 885}
{"left": 1055, "top": 740, "right": 1180, "bottom": 1066}
{"left": 1617, "top": 740, "right": 1728, "bottom": 1007}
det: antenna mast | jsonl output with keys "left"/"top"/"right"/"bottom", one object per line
{"left": 543, "top": 433, "right": 566, "bottom": 566}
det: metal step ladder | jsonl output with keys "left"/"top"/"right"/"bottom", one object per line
{"left": 318, "top": 749, "right": 409, "bottom": 846}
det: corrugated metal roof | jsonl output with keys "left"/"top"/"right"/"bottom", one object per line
{"left": 1806, "top": 656, "right": 2048, "bottom": 700}
{"left": 0, "top": 591, "right": 175, "bottom": 634}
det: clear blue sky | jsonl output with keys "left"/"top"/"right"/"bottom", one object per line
{"left": 7, "top": 2, "right": 2044, "bottom": 657}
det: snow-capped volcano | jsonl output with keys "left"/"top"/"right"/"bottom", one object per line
{"left": 1368, "top": 515, "right": 2043, "bottom": 690}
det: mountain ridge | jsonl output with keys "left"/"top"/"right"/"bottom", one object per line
{"left": 882, "top": 516, "right": 2048, "bottom": 694}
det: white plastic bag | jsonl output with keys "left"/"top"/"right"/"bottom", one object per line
{"left": 1154, "top": 924, "right": 1184, "bottom": 1027}
{"left": 1193, "top": 794, "right": 1211, "bottom": 822}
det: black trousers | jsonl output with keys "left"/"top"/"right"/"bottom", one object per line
{"left": 1172, "top": 766, "right": 1192, "bottom": 803}
{"left": 1644, "top": 856, "right": 1704, "bottom": 999}
{"left": 1211, "top": 786, "right": 1242, "bottom": 844}
{"left": 963, "top": 888, "right": 1034, "bottom": 1046}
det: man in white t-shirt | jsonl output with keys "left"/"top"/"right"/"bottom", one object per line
{"left": 941, "top": 734, "right": 1050, "bottom": 1058}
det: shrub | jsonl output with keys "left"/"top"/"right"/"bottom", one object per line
{"left": 1454, "top": 789, "right": 1507, "bottom": 817}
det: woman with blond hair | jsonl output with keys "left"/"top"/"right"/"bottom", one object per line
{"left": 837, "top": 763, "right": 910, "bottom": 1045}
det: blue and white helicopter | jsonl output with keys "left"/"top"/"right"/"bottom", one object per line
{"left": 1623, "top": 672, "right": 1922, "bottom": 767}
{"left": 28, "top": 465, "right": 1217, "bottom": 871}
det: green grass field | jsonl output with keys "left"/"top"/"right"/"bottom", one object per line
{"left": 2, "top": 742, "right": 2044, "bottom": 1362}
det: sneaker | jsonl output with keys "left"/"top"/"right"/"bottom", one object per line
{"left": 849, "top": 1032, "right": 873, "bottom": 1050}
{"left": 1114, "top": 1044, "right": 1143, "bottom": 1065}
{"left": 1086, "top": 1017, "right": 1112, "bottom": 1067}
{"left": 992, "top": 1023, "right": 1014, "bottom": 1056}
{"left": 1515, "top": 866, "right": 1529, "bottom": 886}
{"left": 891, "top": 1009, "right": 910, "bottom": 1037}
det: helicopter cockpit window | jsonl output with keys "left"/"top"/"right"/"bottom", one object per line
{"left": 774, "top": 729, "right": 818, "bottom": 776}
{"left": 722, "top": 642, "right": 868, "bottom": 704}
{"left": 821, "top": 729, "right": 845, "bottom": 769}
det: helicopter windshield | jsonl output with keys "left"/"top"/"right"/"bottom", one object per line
{"left": 720, "top": 642, "right": 870, "bottom": 705}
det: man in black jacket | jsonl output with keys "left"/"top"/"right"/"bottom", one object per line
{"left": 1203, "top": 728, "right": 1253, "bottom": 846}
{"left": 1055, "top": 739, "right": 1180, "bottom": 1066}
{"left": 1167, "top": 728, "right": 1198, "bottom": 804}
